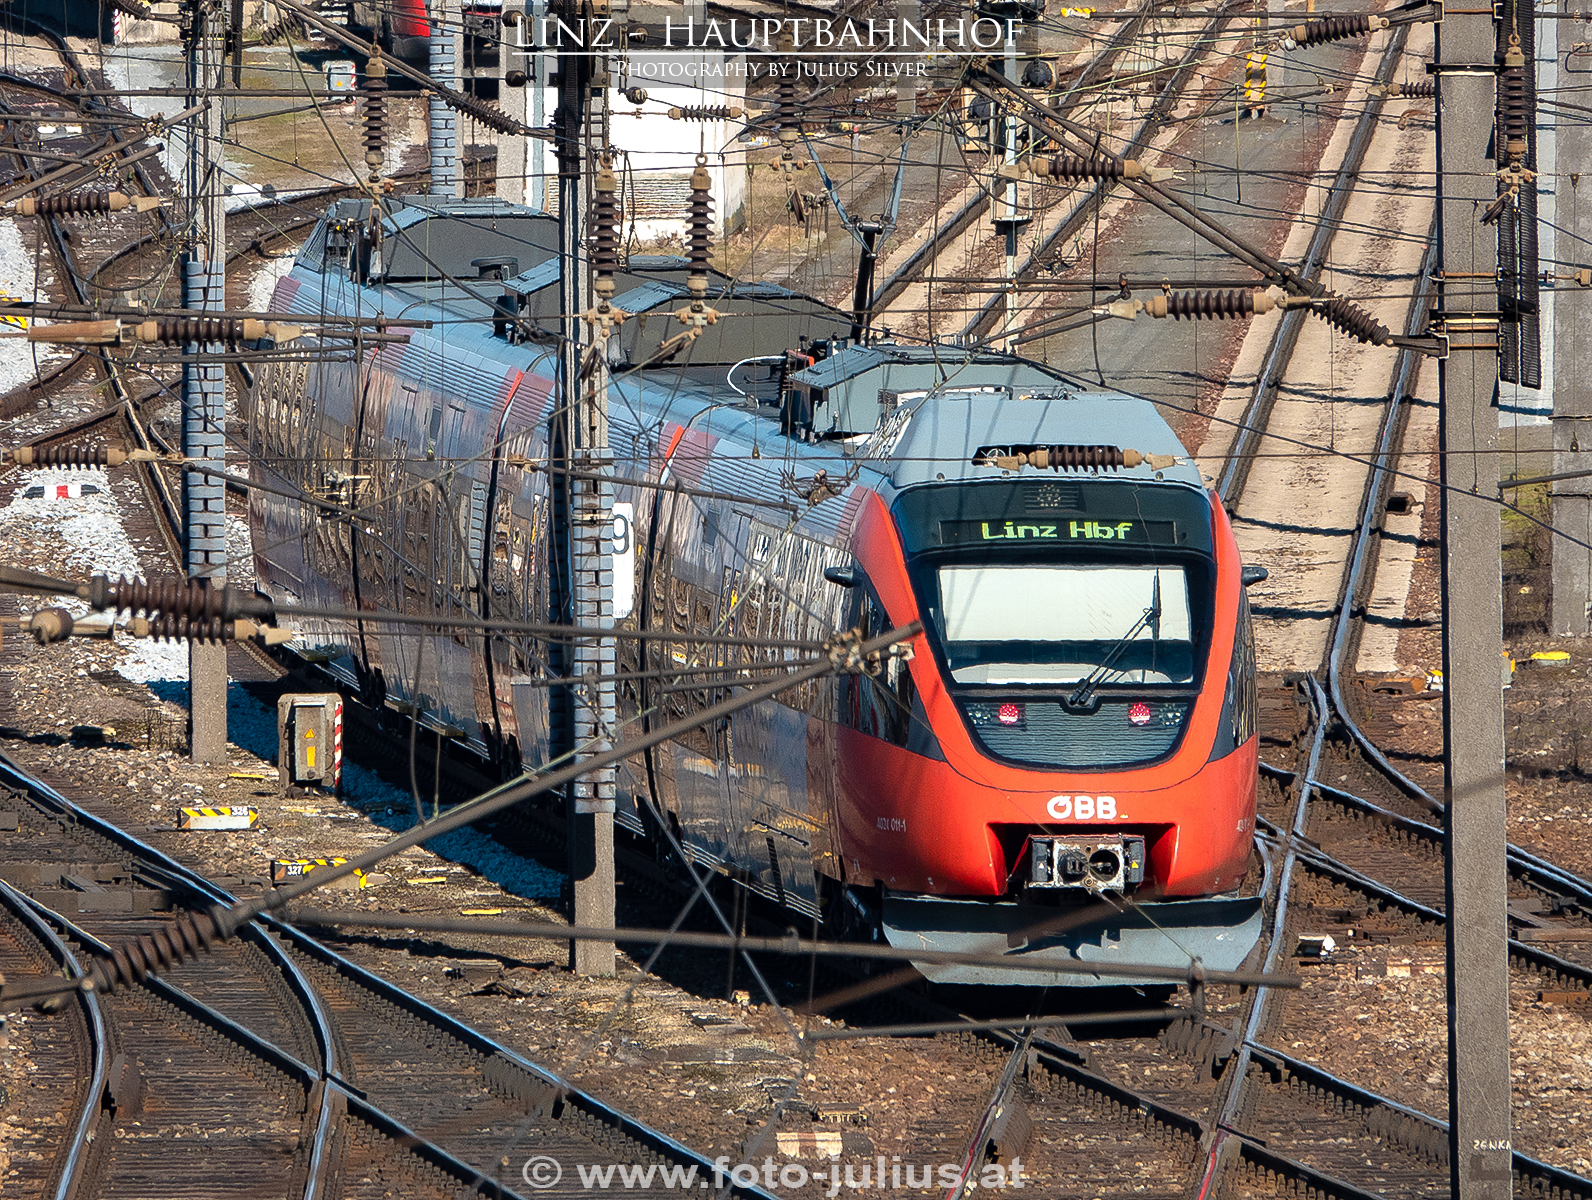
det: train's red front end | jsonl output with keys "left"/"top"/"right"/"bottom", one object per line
{"left": 828, "top": 480, "right": 1263, "bottom": 986}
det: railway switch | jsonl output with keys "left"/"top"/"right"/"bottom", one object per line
{"left": 278, "top": 694, "right": 343, "bottom": 795}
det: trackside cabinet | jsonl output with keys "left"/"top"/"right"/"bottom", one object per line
{"left": 277, "top": 693, "right": 344, "bottom": 795}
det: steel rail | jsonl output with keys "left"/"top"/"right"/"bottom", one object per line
{"left": 0, "top": 76, "right": 150, "bottom": 416}
{"left": 947, "top": 1031, "right": 1033, "bottom": 1200}
{"left": 1301, "top": 201, "right": 1592, "bottom": 900}
{"left": 957, "top": 8, "right": 1235, "bottom": 341}
{"left": 1279, "top": 829, "right": 1592, "bottom": 989}
{"left": 0, "top": 878, "right": 108, "bottom": 1200}
{"left": 1195, "top": 677, "right": 1332, "bottom": 1199}
{"left": 868, "top": 0, "right": 1161, "bottom": 316}
{"left": 1245, "top": 1041, "right": 1592, "bottom": 1198}
{"left": 1213, "top": 23, "right": 1413, "bottom": 504}
{"left": 14, "top": 892, "right": 504, "bottom": 1200}
{"left": 1308, "top": 779, "right": 1592, "bottom": 908}
{"left": 1263, "top": 755, "right": 1592, "bottom": 936}
{"left": 968, "top": 1003, "right": 1389, "bottom": 1200}
{"left": 0, "top": 747, "right": 781, "bottom": 1198}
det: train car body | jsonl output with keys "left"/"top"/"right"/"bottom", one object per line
{"left": 249, "top": 194, "right": 1263, "bottom": 986}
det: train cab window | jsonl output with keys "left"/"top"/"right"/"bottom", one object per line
{"left": 893, "top": 479, "right": 1215, "bottom": 772}
{"left": 842, "top": 579, "right": 915, "bottom": 748}
{"left": 937, "top": 564, "right": 1194, "bottom": 685}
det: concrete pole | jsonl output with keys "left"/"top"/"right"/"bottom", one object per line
{"left": 1267, "top": 0, "right": 1288, "bottom": 104}
{"left": 531, "top": 0, "right": 547, "bottom": 211}
{"left": 429, "top": 0, "right": 464, "bottom": 197}
{"left": 554, "top": 30, "right": 615, "bottom": 976}
{"left": 1435, "top": 5, "right": 1514, "bottom": 1195}
{"left": 184, "top": 0, "right": 228, "bottom": 765}
{"left": 496, "top": 0, "right": 527, "bottom": 204}
{"left": 1549, "top": 28, "right": 1592, "bottom": 635}
{"left": 1001, "top": 29, "right": 1018, "bottom": 349}
{"left": 896, "top": 0, "right": 918, "bottom": 115}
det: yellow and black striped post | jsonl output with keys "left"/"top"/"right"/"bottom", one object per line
{"left": 1244, "top": 52, "right": 1268, "bottom": 114}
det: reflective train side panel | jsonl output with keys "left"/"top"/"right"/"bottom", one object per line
{"left": 249, "top": 196, "right": 1261, "bottom": 985}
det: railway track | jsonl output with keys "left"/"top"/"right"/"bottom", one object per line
{"left": 856, "top": 10, "right": 1592, "bottom": 1190}
{"left": 0, "top": 876, "right": 103, "bottom": 1200}
{"left": 865, "top": 0, "right": 1178, "bottom": 321}
{"left": 0, "top": 14, "right": 1588, "bottom": 1200}
{"left": 0, "top": 744, "right": 776, "bottom": 1199}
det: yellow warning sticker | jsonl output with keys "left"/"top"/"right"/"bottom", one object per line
{"left": 272, "top": 857, "right": 372, "bottom": 887}
{"left": 178, "top": 806, "right": 258, "bottom": 830}
{"left": 0, "top": 296, "right": 27, "bottom": 331}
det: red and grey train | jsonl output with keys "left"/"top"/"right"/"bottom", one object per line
{"left": 249, "top": 195, "right": 1263, "bottom": 985}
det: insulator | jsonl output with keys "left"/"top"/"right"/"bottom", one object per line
{"left": 1036, "top": 155, "right": 1132, "bottom": 181}
{"left": 18, "top": 191, "right": 132, "bottom": 217}
{"left": 1147, "top": 290, "right": 1270, "bottom": 320}
{"left": 1317, "top": 296, "right": 1391, "bottom": 345}
{"left": 776, "top": 34, "right": 800, "bottom": 146}
{"left": 362, "top": 50, "right": 387, "bottom": 181}
{"left": 979, "top": 444, "right": 1151, "bottom": 471}
{"left": 90, "top": 575, "right": 216, "bottom": 618}
{"left": 4, "top": 444, "right": 140, "bottom": 468}
{"left": 592, "top": 157, "right": 619, "bottom": 301}
{"left": 1383, "top": 80, "right": 1435, "bottom": 99}
{"left": 86, "top": 574, "right": 274, "bottom": 621}
{"left": 623, "top": 87, "right": 648, "bottom": 104}
{"left": 776, "top": 75, "right": 800, "bottom": 145}
{"left": 441, "top": 87, "right": 520, "bottom": 136}
{"left": 131, "top": 614, "right": 232, "bottom": 642}
{"left": 134, "top": 317, "right": 266, "bottom": 346}
{"left": 82, "top": 909, "right": 223, "bottom": 998}
{"left": 667, "top": 105, "right": 742, "bottom": 121}
{"left": 1288, "top": 14, "right": 1387, "bottom": 47}
{"left": 1497, "top": 62, "right": 1531, "bottom": 166}
{"left": 687, "top": 156, "right": 713, "bottom": 300}
{"left": 504, "top": 69, "right": 528, "bottom": 88}
{"left": 1044, "top": 445, "right": 1125, "bottom": 471}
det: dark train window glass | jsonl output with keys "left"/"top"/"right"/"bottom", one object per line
{"left": 892, "top": 479, "right": 1213, "bottom": 556}
{"left": 893, "top": 480, "right": 1217, "bottom": 773}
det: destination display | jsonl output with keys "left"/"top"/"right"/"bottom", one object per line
{"left": 893, "top": 480, "right": 1213, "bottom": 554}
{"left": 938, "top": 517, "right": 1179, "bottom": 546}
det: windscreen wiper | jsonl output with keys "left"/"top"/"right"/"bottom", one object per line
{"left": 1064, "top": 574, "right": 1161, "bottom": 711}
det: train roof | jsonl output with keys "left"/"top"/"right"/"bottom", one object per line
{"left": 281, "top": 195, "right": 1206, "bottom": 544}
{"left": 877, "top": 389, "right": 1205, "bottom": 496}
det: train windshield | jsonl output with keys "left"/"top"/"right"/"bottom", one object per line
{"left": 893, "top": 480, "right": 1216, "bottom": 772}
{"left": 937, "top": 564, "right": 1193, "bottom": 685}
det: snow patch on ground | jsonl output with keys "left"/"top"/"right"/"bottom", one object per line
{"left": 249, "top": 254, "right": 298, "bottom": 312}
{"left": 1, "top": 468, "right": 144, "bottom": 578}
{"left": 0, "top": 468, "right": 189, "bottom": 683}
{"left": 225, "top": 513, "right": 256, "bottom": 590}
{"left": 0, "top": 219, "right": 69, "bottom": 393}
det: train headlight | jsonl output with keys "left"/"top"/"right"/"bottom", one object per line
{"left": 968, "top": 701, "right": 1027, "bottom": 730}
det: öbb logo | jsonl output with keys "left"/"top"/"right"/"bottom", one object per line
{"left": 1046, "top": 794, "right": 1117, "bottom": 821}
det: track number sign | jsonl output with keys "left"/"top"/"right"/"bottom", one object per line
{"left": 612, "top": 502, "right": 635, "bottom": 619}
